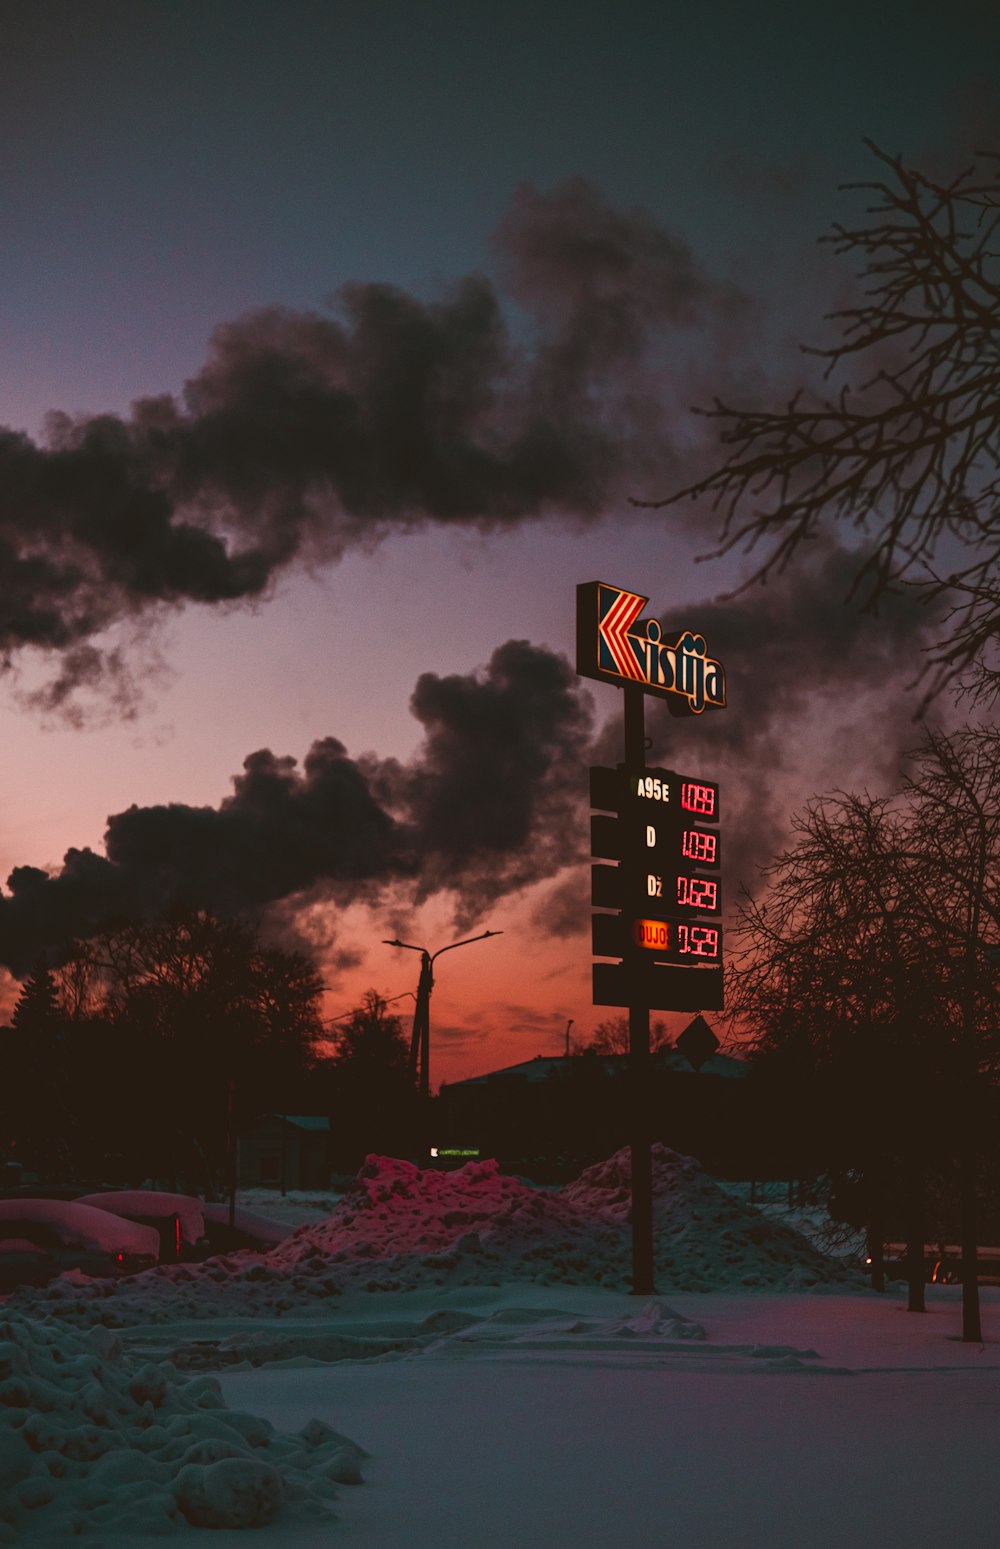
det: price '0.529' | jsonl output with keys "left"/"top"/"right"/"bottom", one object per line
{"left": 677, "top": 923, "right": 720, "bottom": 958}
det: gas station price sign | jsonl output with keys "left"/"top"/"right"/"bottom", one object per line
{"left": 578, "top": 580, "right": 726, "bottom": 1014}
{"left": 590, "top": 764, "right": 722, "bottom": 968}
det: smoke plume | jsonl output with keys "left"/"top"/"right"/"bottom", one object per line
{"left": 0, "top": 539, "right": 943, "bottom": 976}
{"left": 0, "top": 640, "right": 593, "bottom": 975}
{"left": 2, "top": 180, "right": 743, "bottom": 710}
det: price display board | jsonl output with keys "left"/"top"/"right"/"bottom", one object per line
{"left": 590, "top": 764, "right": 723, "bottom": 1010}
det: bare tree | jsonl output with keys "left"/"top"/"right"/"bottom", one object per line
{"left": 578, "top": 1014, "right": 672, "bottom": 1055}
{"left": 902, "top": 728, "right": 1000, "bottom": 1339}
{"left": 643, "top": 141, "right": 1000, "bottom": 703}
{"left": 727, "top": 730, "right": 1000, "bottom": 1336}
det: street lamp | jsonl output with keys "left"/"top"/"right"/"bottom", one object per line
{"left": 382, "top": 930, "right": 502, "bottom": 1102}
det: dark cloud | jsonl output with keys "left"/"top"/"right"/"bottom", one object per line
{"left": 0, "top": 540, "right": 943, "bottom": 977}
{"left": 397, "top": 639, "right": 593, "bottom": 921}
{"left": 530, "top": 870, "right": 592, "bottom": 942}
{"left": 0, "top": 641, "right": 594, "bottom": 975}
{"left": 1, "top": 181, "right": 743, "bottom": 711}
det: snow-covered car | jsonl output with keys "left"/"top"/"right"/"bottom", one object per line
{"left": 75, "top": 1190, "right": 210, "bottom": 1262}
{"left": 77, "top": 1190, "right": 293, "bottom": 1260}
{"left": 0, "top": 1198, "right": 159, "bottom": 1292}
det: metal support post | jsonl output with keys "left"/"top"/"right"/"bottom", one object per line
{"left": 624, "top": 684, "right": 655, "bottom": 1295}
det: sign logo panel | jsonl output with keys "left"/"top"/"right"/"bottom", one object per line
{"left": 577, "top": 581, "right": 726, "bottom": 715}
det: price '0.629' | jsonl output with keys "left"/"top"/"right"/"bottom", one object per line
{"left": 676, "top": 875, "right": 718, "bottom": 910}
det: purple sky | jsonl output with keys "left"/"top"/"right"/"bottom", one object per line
{"left": 0, "top": 1, "right": 994, "bottom": 1081}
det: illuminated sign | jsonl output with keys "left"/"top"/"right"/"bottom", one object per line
{"left": 576, "top": 581, "right": 726, "bottom": 714}
{"left": 633, "top": 917, "right": 670, "bottom": 951}
{"left": 589, "top": 763, "right": 723, "bottom": 1007}
{"left": 628, "top": 918, "right": 721, "bottom": 960}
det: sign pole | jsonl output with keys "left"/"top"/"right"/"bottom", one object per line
{"left": 624, "top": 685, "right": 655, "bottom": 1295}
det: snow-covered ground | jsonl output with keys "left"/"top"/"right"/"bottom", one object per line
{"left": 2, "top": 1148, "right": 997, "bottom": 1546}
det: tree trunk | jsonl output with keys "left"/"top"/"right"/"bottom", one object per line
{"left": 868, "top": 1166, "right": 885, "bottom": 1293}
{"left": 905, "top": 1153, "right": 925, "bottom": 1313}
{"left": 960, "top": 1140, "right": 982, "bottom": 1342}
{"left": 226, "top": 1078, "right": 237, "bottom": 1231}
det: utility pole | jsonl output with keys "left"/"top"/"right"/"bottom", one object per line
{"left": 383, "top": 931, "right": 502, "bottom": 1151}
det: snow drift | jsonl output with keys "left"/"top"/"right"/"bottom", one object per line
{"left": 11, "top": 1146, "right": 859, "bottom": 1331}
{"left": 0, "top": 1308, "right": 366, "bottom": 1542}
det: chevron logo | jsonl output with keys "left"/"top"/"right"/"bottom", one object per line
{"left": 576, "top": 579, "right": 726, "bottom": 715}
{"left": 596, "top": 583, "right": 646, "bottom": 681}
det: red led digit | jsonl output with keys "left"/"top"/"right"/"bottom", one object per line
{"left": 676, "top": 876, "right": 718, "bottom": 910}
{"left": 681, "top": 781, "right": 716, "bottom": 817}
{"left": 681, "top": 828, "right": 717, "bottom": 864}
{"left": 677, "top": 924, "right": 720, "bottom": 958}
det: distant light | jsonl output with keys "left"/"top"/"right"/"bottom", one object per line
{"left": 429, "top": 1147, "right": 438, "bottom": 1158}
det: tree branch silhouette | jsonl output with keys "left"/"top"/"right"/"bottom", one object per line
{"left": 639, "top": 140, "right": 1000, "bottom": 705}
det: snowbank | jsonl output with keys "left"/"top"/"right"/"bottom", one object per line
{"left": 10, "top": 1146, "right": 859, "bottom": 1331}
{"left": 564, "top": 1147, "right": 858, "bottom": 1290}
{"left": 267, "top": 1144, "right": 859, "bottom": 1293}
{"left": 0, "top": 1308, "right": 366, "bottom": 1542}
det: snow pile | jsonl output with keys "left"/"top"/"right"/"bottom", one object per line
{"left": 8, "top": 1243, "right": 347, "bottom": 1327}
{"left": 8, "top": 1147, "right": 859, "bottom": 1328}
{"left": 271, "top": 1153, "right": 541, "bottom": 1262}
{"left": 0, "top": 1307, "right": 365, "bottom": 1542}
{"left": 564, "top": 1147, "right": 860, "bottom": 1290}
{"left": 264, "top": 1147, "right": 860, "bottom": 1294}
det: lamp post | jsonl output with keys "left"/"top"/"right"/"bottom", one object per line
{"left": 382, "top": 930, "right": 502, "bottom": 1103}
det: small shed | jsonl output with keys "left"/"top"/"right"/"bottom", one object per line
{"left": 238, "top": 1114, "right": 330, "bottom": 1190}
